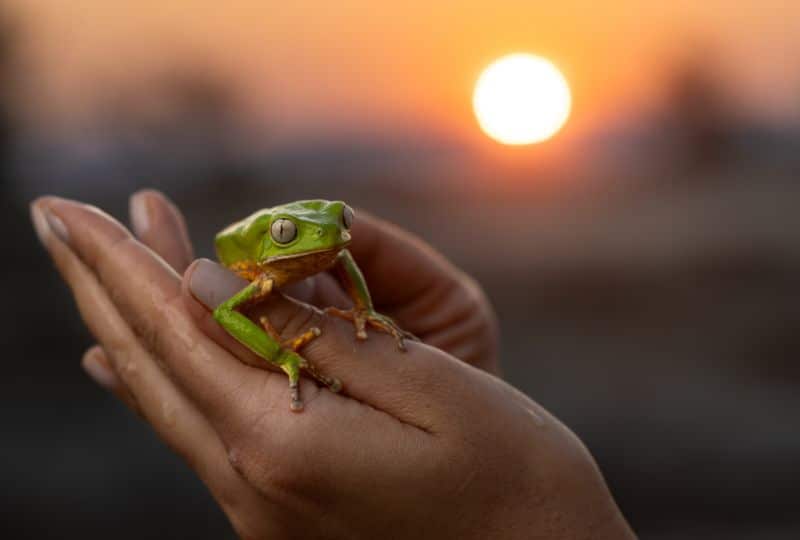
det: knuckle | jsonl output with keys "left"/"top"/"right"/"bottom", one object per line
{"left": 225, "top": 442, "right": 249, "bottom": 478}
{"left": 101, "top": 341, "right": 141, "bottom": 385}
{"left": 88, "top": 233, "right": 135, "bottom": 275}
{"left": 131, "top": 316, "right": 164, "bottom": 359}
{"left": 219, "top": 395, "right": 323, "bottom": 498}
{"left": 225, "top": 436, "right": 312, "bottom": 502}
{"left": 260, "top": 458, "right": 308, "bottom": 497}
{"left": 106, "top": 234, "right": 139, "bottom": 263}
{"left": 458, "top": 272, "right": 494, "bottom": 316}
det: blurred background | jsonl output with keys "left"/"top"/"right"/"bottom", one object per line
{"left": 2, "top": 1, "right": 799, "bottom": 538}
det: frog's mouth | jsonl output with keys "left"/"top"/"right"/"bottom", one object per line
{"left": 265, "top": 236, "right": 351, "bottom": 263}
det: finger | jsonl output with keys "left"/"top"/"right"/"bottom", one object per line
{"left": 81, "top": 345, "right": 139, "bottom": 410}
{"left": 82, "top": 190, "right": 196, "bottom": 373}
{"left": 36, "top": 197, "right": 266, "bottom": 424}
{"left": 129, "top": 189, "right": 194, "bottom": 273}
{"left": 185, "top": 258, "right": 461, "bottom": 431}
{"left": 346, "top": 210, "right": 464, "bottom": 309}
{"left": 347, "top": 212, "right": 499, "bottom": 369}
{"left": 32, "top": 201, "right": 249, "bottom": 496}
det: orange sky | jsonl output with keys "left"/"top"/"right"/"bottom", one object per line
{"left": 10, "top": 1, "right": 800, "bottom": 146}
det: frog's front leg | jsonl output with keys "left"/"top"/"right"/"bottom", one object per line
{"left": 257, "top": 315, "right": 340, "bottom": 390}
{"left": 325, "top": 249, "right": 416, "bottom": 351}
{"left": 213, "top": 275, "right": 337, "bottom": 411}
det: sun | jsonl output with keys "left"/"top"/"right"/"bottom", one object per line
{"left": 473, "top": 53, "right": 571, "bottom": 145}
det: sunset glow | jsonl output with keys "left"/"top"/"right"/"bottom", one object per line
{"left": 473, "top": 54, "right": 571, "bottom": 145}
{"left": 6, "top": 2, "right": 800, "bottom": 146}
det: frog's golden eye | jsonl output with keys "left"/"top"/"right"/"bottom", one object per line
{"left": 270, "top": 218, "right": 297, "bottom": 244}
{"left": 342, "top": 205, "right": 354, "bottom": 230}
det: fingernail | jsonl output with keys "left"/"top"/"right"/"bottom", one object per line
{"left": 129, "top": 192, "right": 151, "bottom": 238}
{"left": 30, "top": 203, "right": 50, "bottom": 246}
{"left": 189, "top": 258, "right": 248, "bottom": 309}
{"left": 46, "top": 211, "right": 69, "bottom": 244}
{"left": 82, "top": 350, "right": 120, "bottom": 391}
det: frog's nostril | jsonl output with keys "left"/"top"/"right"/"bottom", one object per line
{"left": 316, "top": 228, "right": 323, "bottom": 237}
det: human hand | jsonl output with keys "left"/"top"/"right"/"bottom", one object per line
{"left": 32, "top": 194, "right": 634, "bottom": 540}
{"left": 83, "top": 191, "right": 499, "bottom": 389}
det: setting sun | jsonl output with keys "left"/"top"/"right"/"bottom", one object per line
{"left": 473, "top": 54, "right": 571, "bottom": 145}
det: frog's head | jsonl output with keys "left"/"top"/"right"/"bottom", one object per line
{"left": 215, "top": 200, "right": 354, "bottom": 268}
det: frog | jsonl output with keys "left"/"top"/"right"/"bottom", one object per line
{"left": 213, "top": 199, "right": 414, "bottom": 411}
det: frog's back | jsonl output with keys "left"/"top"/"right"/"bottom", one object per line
{"left": 215, "top": 208, "right": 273, "bottom": 269}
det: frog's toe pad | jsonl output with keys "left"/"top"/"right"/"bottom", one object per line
{"left": 289, "top": 383, "right": 304, "bottom": 412}
{"left": 366, "top": 315, "right": 412, "bottom": 351}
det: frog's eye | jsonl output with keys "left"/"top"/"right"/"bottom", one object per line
{"left": 270, "top": 218, "right": 297, "bottom": 244}
{"left": 342, "top": 205, "right": 354, "bottom": 230}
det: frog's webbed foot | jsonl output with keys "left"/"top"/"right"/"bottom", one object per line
{"left": 259, "top": 316, "right": 342, "bottom": 401}
{"left": 325, "top": 307, "right": 416, "bottom": 351}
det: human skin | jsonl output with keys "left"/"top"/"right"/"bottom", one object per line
{"left": 31, "top": 191, "right": 636, "bottom": 540}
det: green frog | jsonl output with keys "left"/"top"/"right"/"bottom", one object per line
{"left": 213, "top": 200, "right": 414, "bottom": 411}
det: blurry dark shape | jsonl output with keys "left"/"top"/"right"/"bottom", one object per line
{"left": 0, "top": 5, "right": 32, "bottom": 265}
{"left": 662, "top": 48, "right": 735, "bottom": 176}
{"left": 156, "top": 69, "right": 255, "bottom": 204}
{"left": 138, "top": 68, "right": 241, "bottom": 143}
{"left": 0, "top": 6, "right": 17, "bottom": 193}
{"left": 97, "top": 65, "right": 254, "bottom": 203}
